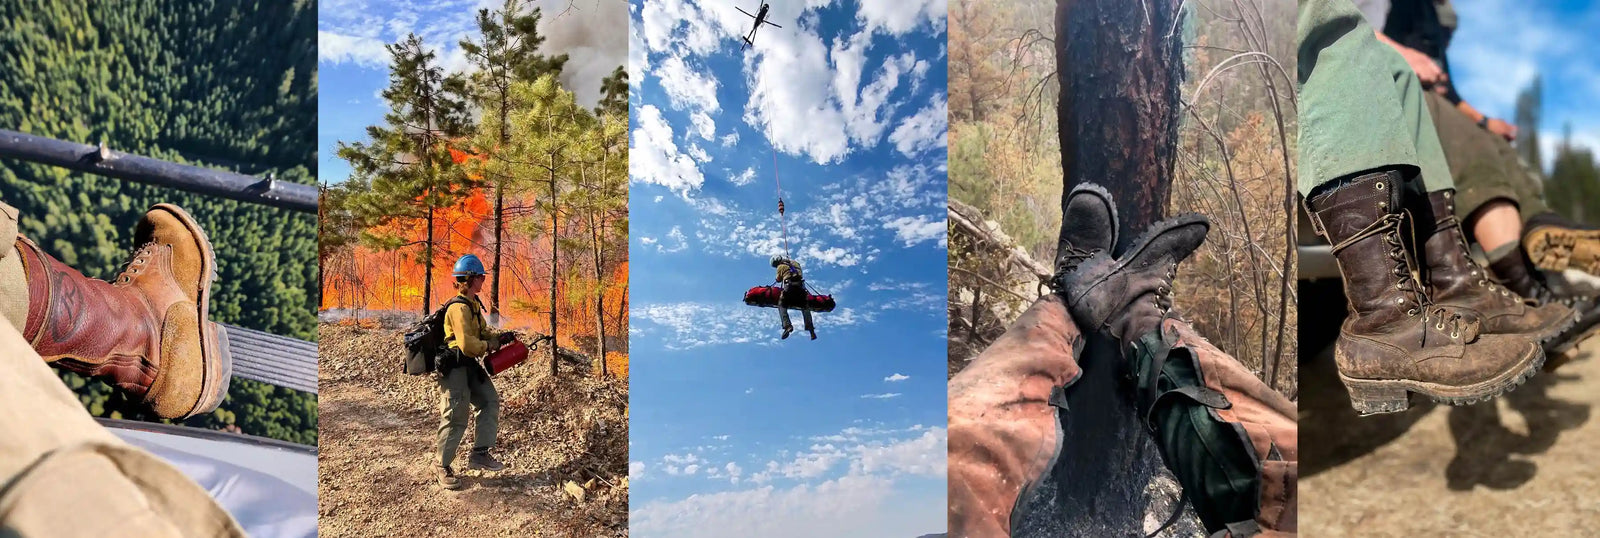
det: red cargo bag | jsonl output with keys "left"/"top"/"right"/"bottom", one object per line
{"left": 743, "top": 285, "right": 836, "bottom": 313}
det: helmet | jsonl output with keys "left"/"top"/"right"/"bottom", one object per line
{"left": 771, "top": 255, "right": 785, "bottom": 267}
{"left": 452, "top": 254, "right": 487, "bottom": 277}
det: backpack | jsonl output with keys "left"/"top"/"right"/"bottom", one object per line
{"left": 402, "top": 297, "right": 472, "bottom": 375}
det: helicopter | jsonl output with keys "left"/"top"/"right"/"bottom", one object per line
{"left": 736, "top": 2, "right": 782, "bottom": 49}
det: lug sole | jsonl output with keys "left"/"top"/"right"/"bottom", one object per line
{"left": 1524, "top": 226, "right": 1600, "bottom": 275}
{"left": 1337, "top": 343, "right": 1545, "bottom": 416}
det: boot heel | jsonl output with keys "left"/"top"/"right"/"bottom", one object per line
{"left": 1343, "top": 379, "right": 1411, "bottom": 415}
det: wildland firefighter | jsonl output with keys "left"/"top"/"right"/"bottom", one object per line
{"left": 773, "top": 255, "right": 816, "bottom": 340}
{"left": 0, "top": 200, "right": 246, "bottom": 535}
{"left": 949, "top": 185, "right": 1298, "bottom": 537}
{"left": 433, "top": 253, "right": 516, "bottom": 490}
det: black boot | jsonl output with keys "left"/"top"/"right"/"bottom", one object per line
{"left": 468, "top": 448, "right": 505, "bottom": 471}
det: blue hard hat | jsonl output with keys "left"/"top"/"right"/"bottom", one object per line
{"left": 452, "top": 254, "right": 487, "bottom": 276}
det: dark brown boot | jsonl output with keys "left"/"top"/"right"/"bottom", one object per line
{"left": 1487, "top": 241, "right": 1600, "bottom": 354}
{"left": 1412, "top": 190, "right": 1573, "bottom": 345}
{"left": 16, "top": 204, "right": 231, "bottom": 419}
{"left": 1307, "top": 170, "right": 1542, "bottom": 415}
{"left": 1523, "top": 211, "right": 1600, "bottom": 276}
{"left": 1062, "top": 213, "right": 1209, "bottom": 343}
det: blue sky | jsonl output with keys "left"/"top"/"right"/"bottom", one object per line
{"left": 1442, "top": 0, "right": 1600, "bottom": 170}
{"left": 317, "top": 0, "right": 627, "bottom": 185}
{"left": 626, "top": 0, "right": 949, "bottom": 536}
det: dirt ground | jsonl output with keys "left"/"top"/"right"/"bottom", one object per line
{"left": 317, "top": 320, "right": 628, "bottom": 537}
{"left": 1301, "top": 333, "right": 1600, "bottom": 535}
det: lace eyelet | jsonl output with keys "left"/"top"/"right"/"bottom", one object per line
{"left": 1407, "top": 308, "right": 1420, "bottom": 316}
{"left": 1451, "top": 329, "right": 1460, "bottom": 338}
{"left": 1376, "top": 182, "right": 1386, "bottom": 190}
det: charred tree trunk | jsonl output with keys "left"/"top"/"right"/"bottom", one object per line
{"left": 1019, "top": 0, "right": 1196, "bottom": 536}
{"left": 492, "top": 186, "right": 504, "bottom": 323}
{"left": 424, "top": 205, "right": 435, "bottom": 315}
{"left": 548, "top": 158, "right": 560, "bottom": 378}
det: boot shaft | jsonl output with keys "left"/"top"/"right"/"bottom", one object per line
{"left": 1306, "top": 170, "right": 1423, "bottom": 333}
{"left": 16, "top": 237, "right": 165, "bottom": 393}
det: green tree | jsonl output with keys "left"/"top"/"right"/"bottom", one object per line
{"left": 1546, "top": 125, "right": 1600, "bottom": 224}
{"left": 498, "top": 75, "right": 592, "bottom": 376}
{"left": 460, "top": 0, "right": 568, "bottom": 322}
{"left": 338, "top": 34, "right": 475, "bottom": 315}
{"left": 1514, "top": 76, "right": 1543, "bottom": 173}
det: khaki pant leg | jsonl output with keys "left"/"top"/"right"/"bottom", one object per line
{"left": 0, "top": 319, "right": 242, "bottom": 537}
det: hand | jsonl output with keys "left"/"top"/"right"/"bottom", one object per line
{"left": 1395, "top": 45, "right": 1447, "bottom": 86}
{"left": 1485, "top": 117, "right": 1517, "bottom": 141}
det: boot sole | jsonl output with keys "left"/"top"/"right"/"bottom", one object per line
{"left": 468, "top": 462, "right": 505, "bottom": 471}
{"left": 1064, "top": 182, "right": 1119, "bottom": 251}
{"left": 151, "top": 203, "right": 228, "bottom": 418}
{"left": 1550, "top": 310, "right": 1600, "bottom": 355}
{"left": 1337, "top": 343, "right": 1544, "bottom": 415}
{"left": 1524, "top": 226, "right": 1600, "bottom": 275}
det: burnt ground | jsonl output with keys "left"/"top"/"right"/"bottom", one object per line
{"left": 1301, "top": 319, "right": 1600, "bottom": 534}
{"left": 317, "top": 320, "right": 628, "bottom": 537}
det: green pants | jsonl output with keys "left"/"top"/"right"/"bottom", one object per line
{"left": 436, "top": 359, "right": 499, "bottom": 467}
{"left": 1297, "top": 0, "right": 1453, "bottom": 195}
{"left": 1423, "top": 91, "right": 1550, "bottom": 224}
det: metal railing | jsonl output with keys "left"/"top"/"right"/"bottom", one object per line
{"left": 0, "top": 129, "right": 317, "bottom": 213}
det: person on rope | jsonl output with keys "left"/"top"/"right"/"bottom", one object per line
{"left": 434, "top": 254, "right": 515, "bottom": 490}
{"left": 772, "top": 255, "right": 816, "bottom": 340}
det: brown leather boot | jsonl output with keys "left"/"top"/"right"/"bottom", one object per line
{"left": 1411, "top": 190, "right": 1573, "bottom": 345}
{"left": 1307, "top": 170, "right": 1542, "bottom": 415}
{"left": 16, "top": 204, "right": 230, "bottom": 419}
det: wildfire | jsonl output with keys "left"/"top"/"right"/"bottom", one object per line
{"left": 321, "top": 186, "right": 628, "bottom": 356}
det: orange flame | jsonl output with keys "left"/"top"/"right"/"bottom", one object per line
{"left": 321, "top": 184, "right": 628, "bottom": 355}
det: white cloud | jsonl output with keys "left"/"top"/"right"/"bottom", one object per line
{"left": 631, "top": 426, "right": 948, "bottom": 538}
{"left": 318, "top": 31, "right": 389, "bottom": 68}
{"left": 713, "top": 434, "right": 731, "bottom": 441}
{"left": 721, "top": 132, "right": 740, "bottom": 146}
{"left": 631, "top": 105, "right": 705, "bottom": 193}
{"left": 859, "top": 393, "right": 902, "bottom": 399}
{"left": 889, "top": 93, "right": 949, "bottom": 158}
{"left": 631, "top": 461, "right": 646, "bottom": 479}
{"left": 640, "top": 236, "right": 659, "bottom": 245}
{"left": 730, "top": 167, "right": 758, "bottom": 186}
{"left": 882, "top": 215, "right": 946, "bottom": 247}
{"left": 658, "top": 226, "right": 689, "bottom": 253}
{"left": 321, "top": 0, "right": 627, "bottom": 106}
{"left": 688, "top": 143, "right": 713, "bottom": 163}
{"left": 883, "top": 373, "right": 909, "bottom": 382}
{"left": 691, "top": 111, "right": 717, "bottom": 140}
{"left": 855, "top": 0, "right": 949, "bottom": 36}
{"left": 850, "top": 428, "right": 947, "bottom": 477}
{"left": 658, "top": 54, "right": 723, "bottom": 113}
{"left": 684, "top": 464, "right": 701, "bottom": 475}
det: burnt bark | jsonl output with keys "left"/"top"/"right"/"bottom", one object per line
{"left": 1017, "top": 0, "right": 1198, "bottom": 536}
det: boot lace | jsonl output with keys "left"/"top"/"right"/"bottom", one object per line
{"left": 1333, "top": 212, "right": 1473, "bottom": 342}
{"left": 114, "top": 241, "right": 159, "bottom": 285}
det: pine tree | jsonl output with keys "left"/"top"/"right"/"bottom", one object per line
{"left": 1513, "top": 76, "right": 1543, "bottom": 173}
{"left": 461, "top": 0, "right": 569, "bottom": 323}
{"left": 502, "top": 75, "right": 590, "bottom": 376}
{"left": 338, "top": 34, "right": 475, "bottom": 314}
